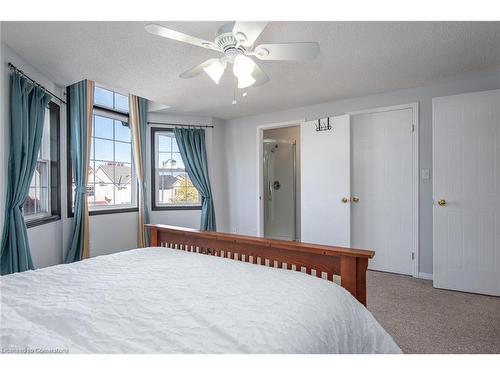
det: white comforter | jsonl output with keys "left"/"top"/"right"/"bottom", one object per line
{"left": 0, "top": 247, "right": 401, "bottom": 353}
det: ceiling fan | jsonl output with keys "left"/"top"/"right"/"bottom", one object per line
{"left": 145, "top": 22, "right": 320, "bottom": 89}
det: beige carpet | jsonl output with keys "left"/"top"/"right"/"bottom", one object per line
{"left": 366, "top": 271, "right": 500, "bottom": 354}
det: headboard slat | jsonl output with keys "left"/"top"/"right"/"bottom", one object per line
{"left": 146, "top": 224, "right": 374, "bottom": 306}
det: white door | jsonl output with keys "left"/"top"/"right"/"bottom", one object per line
{"left": 351, "top": 108, "right": 415, "bottom": 275}
{"left": 301, "top": 115, "right": 351, "bottom": 247}
{"left": 433, "top": 90, "right": 500, "bottom": 296}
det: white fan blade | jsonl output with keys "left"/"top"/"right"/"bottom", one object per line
{"left": 252, "top": 60, "right": 270, "bottom": 87}
{"left": 232, "top": 22, "right": 268, "bottom": 48}
{"left": 253, "top": 42, "right": 320, "bottom": 61}
{"left": 145, "top": 24, "right": 221, "bottom": 52}
{"left": 179, "top": 59, "right": 221, "bottom": 79}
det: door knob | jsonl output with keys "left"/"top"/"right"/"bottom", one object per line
{"left": 437, "top": 199, "right": 446, "bottom": 206}
{"left": 341, "top": 197, "right": 350, "bottom": 203}
{"left": 352, "top": 196, "right": 360, "bottom": 203}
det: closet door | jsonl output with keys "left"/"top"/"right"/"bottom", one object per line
{"left": 301, "top": 115, "right": 351, "bottom": 247}
{"left": 433, "top": 90, "right": 500, "bottom": 296}
{"left": 351, "top": 107, "right": 415, "bottom": 275}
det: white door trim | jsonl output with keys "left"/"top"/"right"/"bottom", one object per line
{"left": 348, "top": 103, "right": 420, "bottom": 277}
{"left": 256, "top": 119, "right": 305, "bottom": 237}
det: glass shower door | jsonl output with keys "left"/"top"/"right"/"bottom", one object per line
{"left": 263, "top": 140, "right": 297, "bottom": 241}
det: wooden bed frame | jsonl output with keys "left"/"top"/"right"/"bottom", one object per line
{"left": 146, "top": 224, "right": 375, "bottom": 306}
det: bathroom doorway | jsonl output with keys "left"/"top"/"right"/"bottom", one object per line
{"left": 261, "top": 126, "right": 300, "bottom": 241}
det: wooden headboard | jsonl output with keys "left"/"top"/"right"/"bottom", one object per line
{"left": 146, "top": 224, "right": 375, "bottom": 306}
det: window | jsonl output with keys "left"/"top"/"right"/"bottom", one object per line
{"left": 24, "top": 101, "right": 61, "bottom": 227}
{"left": 67, "top": 86, "right": 137, "bottom": 216}
{"left": 151, "top": 127, "right": 201, "bottom": 210}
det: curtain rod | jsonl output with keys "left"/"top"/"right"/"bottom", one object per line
{"left": 148, "top": 121, "right": 214, "bottom": 129}
{"left": 8, "top": 62, "right": 67, "bottom": 104}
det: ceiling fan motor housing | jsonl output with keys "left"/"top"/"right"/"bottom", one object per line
{"left": 216, "top": 22, "right": 247, "bottom": 56}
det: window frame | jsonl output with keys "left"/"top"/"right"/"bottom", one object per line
{"left": 150, "top": 127, "right": 202, "bottom": 211}
{"left": 25, "top": 101, "right": 61, "bottom": 228}
{"left": 66, "top": 87, "right": 139, "bottom": 217}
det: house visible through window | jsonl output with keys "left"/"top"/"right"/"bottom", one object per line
{"left": 24, "top": 101, "right": 61, "bottom": 227}
{"left": 68, "top": 86, "right": 137, "bottom": 215}
{"left": 151, "top": 128, "right": 201, "bottom": 210}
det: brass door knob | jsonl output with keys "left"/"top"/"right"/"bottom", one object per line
{"left": 341, "top": 197, "right": 350, "bottom": 203}
{"left": 352, "top": 196, "right": 360, "bottom": 203}
{"left": 437, "top": 199, "right": 446, "bottom": 206}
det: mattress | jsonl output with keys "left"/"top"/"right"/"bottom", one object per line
{"left": 0, "top": 247, "right": 401, "bottom": 353}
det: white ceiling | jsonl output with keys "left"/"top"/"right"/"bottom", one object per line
{"left": 2, "top": 21, "right": 500, "bottom": 119}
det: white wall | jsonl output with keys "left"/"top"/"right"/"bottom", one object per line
{"left": 223, "top": 69, "right": 500, "bottom": 275}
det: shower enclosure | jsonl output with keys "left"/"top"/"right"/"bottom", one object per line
{"left": 263, "top": 139, "right": 297, "bottom": 241}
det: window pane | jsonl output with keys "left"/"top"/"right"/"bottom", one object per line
{"left": 36, "top": 162, "right": 49, "bottom": 188}
{"left": 94, "top": 87, "right": 113, "bottom": 108}
{"left": 115, "top": 184, "right": 132, "bottom": 205}
{"left": 153, "top": 130, "right": 201, "bottom": 207}
{"left": 172, "top": 137, "right": 179, "bottom": 152}
{"left": 114, "top": 93, "right": 129, "bottom": 112}
{"left": 38, "top": 187, "right": 49, "bottom": 213}
{"left": 115, "top": 121, "right": 130, "bottom": 142}
{"left": 158, "top": 153, "right": 173, "bottom": 169}
{"left": 158, "top": 134, "right": 172, "bottom": 152}
{"left": 24, "top": 188, "right": 37, "bottom": 215}
{"left": 157, "top": 172, "right": 174, "bottom": 204}
{"left": 114, "top": 163, "right": 132, "bottom": 186}
{"left": 115, "top": 142, "right": 131, "bottom": 163}
{"left": 171, "top": 152, "right": 184, "bottom": 169}
{"left": 94, "top": 138, "right": 114, "bottom": 161}
{"left": 93, "top": 161, "right": 111, "bottom": 184}
{"left": 172, "top": 186, "right": 187, "bottom": 205}
{"left": 40, "top": 108, "right": 51, "bottom": 160}
{"left": 94, "top": 115, "right": 113, "bottom": 139}
{"left": 72, "top": 87, "right": 139, "bottom": 213}
{"left": 94, "top": 183, "right": 114, "bottom": 206}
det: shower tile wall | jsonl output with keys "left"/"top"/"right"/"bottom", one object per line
{"left": 263, "top": 126, "right": 301, "bottom": 241}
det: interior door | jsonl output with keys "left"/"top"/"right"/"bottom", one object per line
{"left": 301, "top": 115, "right": 351, "bottom": 247}
{"left": 351, "top": 108, "right": 415, "bottom": 275}
{"left": 433, "top": 90, "right": 500, "bottom": 296}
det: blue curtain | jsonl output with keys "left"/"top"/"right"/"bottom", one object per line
{"left": 0, "top": 72, "right": 52, "bottom": 275}
{"left": 174, "top": 128, "right": 216, "bottom": 231}
{"left": 65, "top": 80, "right": 92, "bottom": 263}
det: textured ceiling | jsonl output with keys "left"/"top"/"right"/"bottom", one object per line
{"left": 2, "top": 21, "right": 500, "bottom": 119}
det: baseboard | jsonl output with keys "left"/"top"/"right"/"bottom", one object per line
{"left": 418, "top": 272, "right": 433, "bottom": 280}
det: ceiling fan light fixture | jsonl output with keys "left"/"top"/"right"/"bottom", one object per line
{"left": 237, "top": 75, "right": 256, "bottom": 89}
{"left": 233, "top": 55, "right": 254, "bottom": 77}
{"left": 233, "top": 54, "right": 256, "bottom": 88}
{"left": 203, "top": 60, "right": 226, "bottom": 84}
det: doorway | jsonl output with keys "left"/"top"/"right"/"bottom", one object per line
{"left": 261, "top": 125, "right": 300, "bottom": 241}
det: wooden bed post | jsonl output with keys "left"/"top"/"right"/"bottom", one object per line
{"left": 150, "top": 227, "right": 158, "bottom": 247}
{"left": 356, "top": 258, "right": 368, "bottom": 306}
{"left": 340, "top": 256, "right": 368, "bottom": 306}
